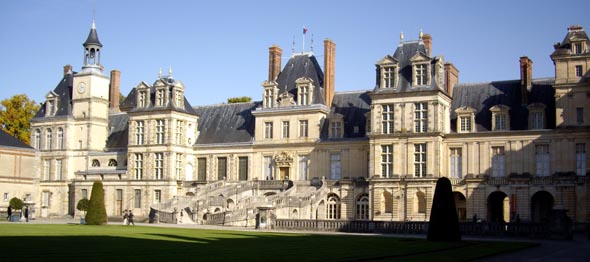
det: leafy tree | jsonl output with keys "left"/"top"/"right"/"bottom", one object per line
{"left": 427, "top": 177, "right": 461, "bottom": 241}
{"left": 9, "top": 197, "right": 24, "bottom": 211}
{"left": 227, "top": 96, "right": 252, "bottom": 103}
{"left": 0, "top": 94, "right": 40, "bottom": 145}
{"left": 85, "top": 181, "right": 108, "bottom": 225}
{"left": 77, "top": 198, "right": 90, "bottom": 217}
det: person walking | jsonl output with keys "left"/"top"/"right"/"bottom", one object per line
{"left": 6, "top": 205, "right": 11, "bottom": 221}
{"left": 24, "top": 206, "right": 29, "bottom": 222}
{"left": 123, "top": 210, "right": 129, "bottom": 225}
{"left": 128, "top": 211, "right": 135, "bottom": 226}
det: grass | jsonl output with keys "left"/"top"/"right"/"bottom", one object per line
{"left": 0, "top": 224, "right": 536, "bottom": 261}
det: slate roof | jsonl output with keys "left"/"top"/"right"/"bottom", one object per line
{"left": 552, "top": 25, "right": 590, "bottom": 57}
{"left": 83, "top": 21, "right": 102, "bottom": 47}
{"left": 275, "top": 53, "right": 326, "bottom": 105}
{"left": 451, "top": 78, "right": 555, "bottom": 132}
{"left": 192, "top": 102, "right": 258, "bottom": 144}
{"left": 326, "top": 91, "right": 371, "bottom": 139}
{"left": 120, "top": 77, "right": 198, "bottom": 115}
{"left": 106, "top": 113, "right": 129, "bottom": 149}
{"left": 0, "top": 129, "right": 33, "bottom": 149}
{"left": 32, "top": 73, "right": 74, "bottom": 119}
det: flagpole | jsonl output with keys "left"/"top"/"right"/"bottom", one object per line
{"left": 302, "top": 26, "right": 305, "bottom": 53}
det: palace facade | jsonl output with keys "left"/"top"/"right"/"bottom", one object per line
{"left": 12, "top": 22, "right": 589, "bottom": 226}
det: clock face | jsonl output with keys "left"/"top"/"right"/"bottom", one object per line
{"left": 77, "top": 83, "right": 86, "bottom": 94}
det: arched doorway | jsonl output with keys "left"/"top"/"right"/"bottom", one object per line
{"left": 487, "top": 191, "right": 509, "bottom": 223}
{"left": 453, "top": 192, "right": 467, "bottom": 221}
{"left": 531, "top": 191, "right": 554, "bottom": 223}
{"left": 226, "top": 199, "right": 235, "bottom": 210}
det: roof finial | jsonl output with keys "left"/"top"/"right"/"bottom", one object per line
{"left": 158, "top": 67, "right": 162, "bottom": 78}
{"left": 91, "top": 19, "right": 96, "bottom": 30}
{"left": 419, "top": 28, "right": 423, "bottom": 39}
{"left": 168, "top": 66, "right": 173, "bottom": 77}
{"left": 310, "top": 33, "right": 314, "bottom": 52}
{"left": 400, "top": 31, "right": 404, "bottom": 41}
{"left": 292, "top": 35, "right": 296, "bottom": 53}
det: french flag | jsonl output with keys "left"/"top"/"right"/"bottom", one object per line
{"left": 303, "top": 26, "right": 308, "bottom": 35}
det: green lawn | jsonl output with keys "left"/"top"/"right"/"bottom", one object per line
{"left": 0, "top": 224, "right": 535, "bottom": 261}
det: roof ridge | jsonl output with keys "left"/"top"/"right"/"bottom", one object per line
{"left": 335, "top": 89, "right": 371, "bottom": 94}
{"left": 456, "top": 77, "right": 555, "bottom": 87}
{"left": 193, "top": 101, "right": 258, "bottom": 109}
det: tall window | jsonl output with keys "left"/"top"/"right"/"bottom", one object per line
{"left": 414, "top": 144, "right": 427, "bottom": 177}
{"left": 264, "top": 88, "right": 274, "bottom": 108}
{"left": 416, "top": 192, "right": 426, "bottom": 214}
{"left": 299, "top": 120, "right": 308, "bottom": 138}
{"left": 134, "top": 189, "right": 141, "bottom": 208}
{"left": 330, "top": 121, "right": 343, "bottom": 138}
{"left": 156, "top": 120, "right": 165, "bottom": 144}
{"left": 136, "top": 121, "right": 144, "bottom": 145}
{"left": 42, "top": 191, "right": 50, "bottom": 207}
{"left": 383, "top": 191, "right": 393, "bottom": 213}
{"left": 381, "top": 145, "right": 393, "bottom": 178}
{"left": 536, "top": 145, "right": 550, "bottom": 176}
{"left": 327, "top": 195, "right": 341, "bottom": 220}
{"left": 415, "top": 64, "right": 428, "bottom": 85}
{"left": 44, "top": 160, "right": 51, "bottom": 181}
{"left": 45, "top": 128, "right": 52, "bottom": 150}
{"left": 264, "top": 122, "right": 273, "bottom": 139}
{"left": 264, "top": 156, "right": 274, "bottom": 180}
{"left": 138, "top": 91, "right": 147, "bottom": 107}
{"left": 175, "top": 91, "right": 183, "bottom": 108}
{"left": 154, "top": 190, "right": 162, "bottom": 204}
{"left": 55, "top": 159, "right": 63, "bottom": 180}
{"left": 155, "top": 153, "right": 164, "bottom": 180}
{"left": 356, "top": 195, "right": 369, "bottom": 220}
{"left": 383, "top": 66, "right": 396, "bottom": 88}
{"left": 575, "top": 65, "right": 583, "bottom": 77}
{"left": 460, "top": 116, "right": 472, "bottom": 132}
{"left": 298, "top": 156, "right": 308, "bottom": 180}
{"left": 450, "top": 148, "right": 462, "bottom": 178}
{"left": 282, "top": 121, "right": 290, "bottom": 138}
{"left": 495, "top": 114, "right": 507, "bottom": 131}
{"left": 134, "top": 154, "right": 143, "bottom": 180}
{"left": 492, "top": 147, "right": 505, "bottom": 177}
{"left": 197, "top": 158, "right": 207, "bottom": 181}
{"left": 156, "top": 89, "right": 165, "bottom": 106}
{"left": 574, "top": 43, "right": 582, "bottom": 54}
{"left": 81, "top": 189, "right": 88, "bottom": 199}
{"left": 217, "top": 157, "right": 227, "bottom": 180}
{"left": 330, "top": 153, "right": 341, "bottom": 180}
{"left": 57, "top": 128, "right": 64, "bottom": 149}
{"left": 176, "top": 120, "right": 184, "bottom": 144}
{"left": 116, "top": 189, "right": 123, "bottom": 215}
{"left": 577, "top": 108, "right": 584, "bottom": 124}
{"left": 381, "top": 104, "right": 394, "bottom": 134}
{"left": 239, "top": 157, "right": 248, "bottom": 181}
{"left": 414, "top": 103, "right": 428, "bottom": 133}
{"left": 34, "top": 129, "right": 41, "bottom": 149}
{"left": 175, "top": 153, "right": 183, "bottom": 180}
{"left": 299, "top": 85, "right": 310, "bottom": 105}
{"left": 576, "top": 143, "right": 586, "bottom": 176}
{"left": 530, "top": 112, "right": 544, "bottom": 129}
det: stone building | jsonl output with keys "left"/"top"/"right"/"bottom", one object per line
{"left": 25, "top": 21, "right": 589, "bottom": 226}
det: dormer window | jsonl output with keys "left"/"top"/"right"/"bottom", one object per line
{"left": 329, "top": 115, "right": 344, "bottom": 139}
{"left": 156, "top": 88, "right": 166, "bottom": 107}
{"left": 490, "top": 105, "right": 510, "bottom": 131}
{"left": 296, "top": 77, "right": 314, "bottom": 106}
{"left": 415, "top": 64, "right": 428, "bottom": 86}
{"left": 45, "top": 92, "right": 59, "bottom": 116}
{"left": 455, "top": 106, "right": 476, "bottom": 133}
{"left": 382, "top": 66, "right": 397, "bottom": 88}
{"left": 175, "top": 89, "right": 184, "bottom": 109}
{"left": 262, "top": 81, "right": 278, "bottom": 108}
{"left": 138, "top": 90, "right": 147, "bottom": 108}
{"left": 573, "top": 42, "right": 584, "bottom": 54}
{"left": 528, "top": 103, "right": 546, "bottom": 129}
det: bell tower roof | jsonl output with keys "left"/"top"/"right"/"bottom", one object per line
{"left": 83, "top": 20, "right": 102, "bottom": 48}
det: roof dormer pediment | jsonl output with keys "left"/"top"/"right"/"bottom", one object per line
{"left": 376, "top": 55, "right": 399, "bottom": 66}
{"left": 45, "top": 91, "right": 58, "bottom": 99}
{"left": 295, "top": 77, "right": 314, "bottom": 84}
{"left": 410, "top": 51, "right": 431, "bottom": 62}
{"left": 136, "top": 81, "right": 151, "bottom": 90}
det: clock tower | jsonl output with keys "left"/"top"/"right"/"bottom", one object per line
{"left": 72, "top": 20, "right": 110, "bottom": 151}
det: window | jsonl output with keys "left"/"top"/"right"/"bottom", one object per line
{"left": 46, "top": 100, "right": 54, "bottom": 116}
{"left": 239, "top": 157, "right": 248, "bottom": 181}
{"left": 81, "top": 189, "right": 88, "bottom": 199}
{"left": 381, "top": 145, "right": 393, "bottom": 178}
{"left": 4, "top": 193, "right": 8, "bottom": 201}
{"left": 197, "top": 158, "right": 207, "bottom": 181}
{"left": 327, "top": 195, "right": 341, "bottom": 220}
{"left": 576, "top": 143, "right": 586, "bottom": 176}
{"left": 43, "top": 160, "right": 51, "bottom": 181}
{"left": 382, "top": 66, "right": 396, "bottom": 88}
{"left": 155, "top": 153, "right": 163, "bottom": 180}
{"left": 414, "top": 144, "right": 427, "bottom": 177}
{"left": 217, "top": 157, "right": 227, "bottom": 180}
{"left": 330, "top": 153, "right": 341, "bottom": 180}
{"left": 264, "top": 88, "right": 275, "bottom": 108}
{"left": 91, "top": 159, "right": 100, "bottom": 167}
{"left": 536, "top": 145, "right": 550, "bottom": 176}
{"left": 45, "top": 128, "right": 52, "bottom": 150}
{"left": 175, "top": 153, "right": 183, "bottom": 180}
{"left": 414, "top": 103, "right": 428, "bottom": 133}
{"left": 138, "top": 91, "right": 147, "bottom": 107}
{"left": 330, "top": 121, "right": 343, "bottom": 138}
{"left": 356, "top": 195, "right": 369, "bottom": 220}
{"left": 42, "top": 191, "right": 50, "bottom": 207}
{"left": 134, "top": 189, "right": 141, "bottom": 208}
{"left": 299, "top": 120, "right": 308, "bottom": 138}
{"left": 298, "top": 85, "right": 310, "bottom": 105}
{"left": 574, "top": 43, "right": 582, "bottom": 54}
{"left": 154, "top": 190, "right": 162, "bottom": 204}
{"left": 492, "top": 147, "right": 505, "bottom": 177}
{"left": 577, "top": 108, "right": 584, "bottom": 124}
{"left": 176, "top": 120, "right": 184, "bottom": 144}
{"left": 116, "top": 189, "right": 123, "bottom": 215}
{"left": 156, "top": 120, "right": 165, "bottom": 144}
{"left": 156, "top": 89, "right": 165, "bottom": 106}
{"left": 264, "top": 156, "right": 274, "bottom": 180}
{"left": 175, "top": 90, "right": 184, "bottom": 108}
{"left": 450, "top": 148, "right": 462, "bottom": 178}
{"left": 416, "top": 192, "right": 426, "bottom": 214}
{"left": 576, "top": 65, "right": 583, "bottom": 77}
{"left": 108, "top": 159, "right": 117, "bottom": 167}
{"left": 136, "top": 121, "right": 144, "bottom": 145}
{"left": 383, "top": 191, "right": 393, "bottom": 214}
{"left": 55, "top": 159, "right": 62, "bottom": 180}
{"left": 415, "top": 64, "right": 428, "bottom": 86}
{"left": 34, "top": 129, "right": 41, "bottom": 149}
{"left": 530, "top": 112, "right": 544, "bottom": 129}
{"left": 57, "top": 128, "right": 64, "bottom": 149}
{"left": 264, "top": 122, "right": 273, "bottom": 139}
{"left": 282, "top": 121, "right": 290, "bottom": 138}
{"left": 134, "top": 154, "right": 143, "bottom": 180}
{"left": 460, "top": 116, "right": 472, "bottom": 132}
{"left": 381, "top": 104, "right": 394, "bottom": 134}
{"left": 495, "top": 114, "right": 507, "bottom": 131}
{"left": 298, "top": 156, "right": 308, "bottom": 180}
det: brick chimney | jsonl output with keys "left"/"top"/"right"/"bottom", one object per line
{"left": 109, "top": 70, "right": 121, "bottom": 112}
{"left": 444, "top": 62, "right": 459, "bottom": 97}
{"left": 324, "top": 39, "right": 336, "bottom": 107}
{"left": 520, "top": 56, "right": 533, "bottom": 104}
{"left": 63, "top": 64, "right": 72, "bottom": 76}
{"left": 422, "top": 34, "right": 432, "bottom": 56}
{"left": 268, "top": 45, "right": 282, "bottom": 81}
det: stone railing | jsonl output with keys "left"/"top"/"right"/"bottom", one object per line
{"left": 257, "top": 180, "right": 292, "bottom": 190}
{"left": 448, "top": 177, "right": 465, "bottom": 186}
{"left": 150, "top": 208, "right": 177, "bottom": 224}
{"left": 487, "top": 177, "right": 509, "bottom": 185}
{"left": 531, "top": 176, "right": 553, "bottom": 185}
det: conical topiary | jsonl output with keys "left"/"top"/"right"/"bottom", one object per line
{"left": 85, "top": 181, "right": 108, "bottom": 225}
{"left": 427, "top": 177, "right": 461, "bottom": 241}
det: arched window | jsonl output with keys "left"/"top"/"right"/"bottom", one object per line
{"left": 356, "top": 194, "right": 369, "bottom": 220}
{"left": 327, "top": 194, "right": 341, "bottom": 220}
{"left": 91, "top": 159, "right": 100, "bottom": 167}
{"left": 108, "top": 159, "right": 117, "bottom": 167}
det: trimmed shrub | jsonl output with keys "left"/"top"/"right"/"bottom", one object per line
{"left": 85, "top": 181, "right": 107, "bottom": 225}
{"left": 9, "top": 197, "right": 24, "bottom": 211}
{"left": 76, "top": 198, "right": 90, "bottom": 217}
{"left": 427, "top": 177, "right": 461, "bottom": 241}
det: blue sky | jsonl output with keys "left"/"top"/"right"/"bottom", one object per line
{"left": 0, "top": 0, "right": 588, "bottom": 106}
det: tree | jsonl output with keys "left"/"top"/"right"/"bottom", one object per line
{"left": 427, "top": 177, "right": 461, "bottom": 241}
{"left": 0, "top": 94, "right": 40, "bottom": 145}
{"left": 9, "top": 197, "right": 24, "bottom": 211}
{"left": 227, "top": 96, "right": 252, "bottom": 103}
{"left": 77, "top": 198, "right": 90, "bottom": 217}
{"left": 85, "top": 181, "right": 108, "bottom": 225}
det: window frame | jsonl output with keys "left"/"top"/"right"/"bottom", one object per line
{"left": 381, "top": 145, "right": 393, "bottom": 178}
{"left": 381, "top": 104, "right": 394, "bottom": 134}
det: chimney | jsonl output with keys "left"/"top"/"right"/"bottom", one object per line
{"left": 268, "top": 45, "right": 282, "bottom": 81}
{"left": 519, "top": 56, "right": 533, "bottom": 104}
{"left": 422, "top": 33, "right": 432, "bottom": 56}
{"left": 324, "top": 39, "right": 336, "bottom": 107}
{"left": 444, "top": 62, "right": 459, "bottom": 97}
{"left": 109, "top": 70, "right": 121, "bottom": 112}
{"left": 63, "top": 64, "right": 72, "bottom": 76}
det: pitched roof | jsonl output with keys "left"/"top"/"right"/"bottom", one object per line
{"left": 327, "top": 90, "right": 371, "bottom": 139}
{"left": 83, "top": 21, "right": 102, "bottom": 48}
{"left": 275, "top": 53, "right": 325, "bottom": 105}
{"left": 121, "top": 77, "right": 198, "bottom": 115}
{"left": 0, "top": 129, "right": 33, "bottom": 149}
{"left": 451, "top": 78, "right": 555, "bottom": 132}
{"left": 106, "top": 113, "right": 129, "bottom": 149}
{"left": 193, "top": 102, "right": 258, "bottom": 145}
{"left": 32, "top": 74, "right": 74, "bottom": 119}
